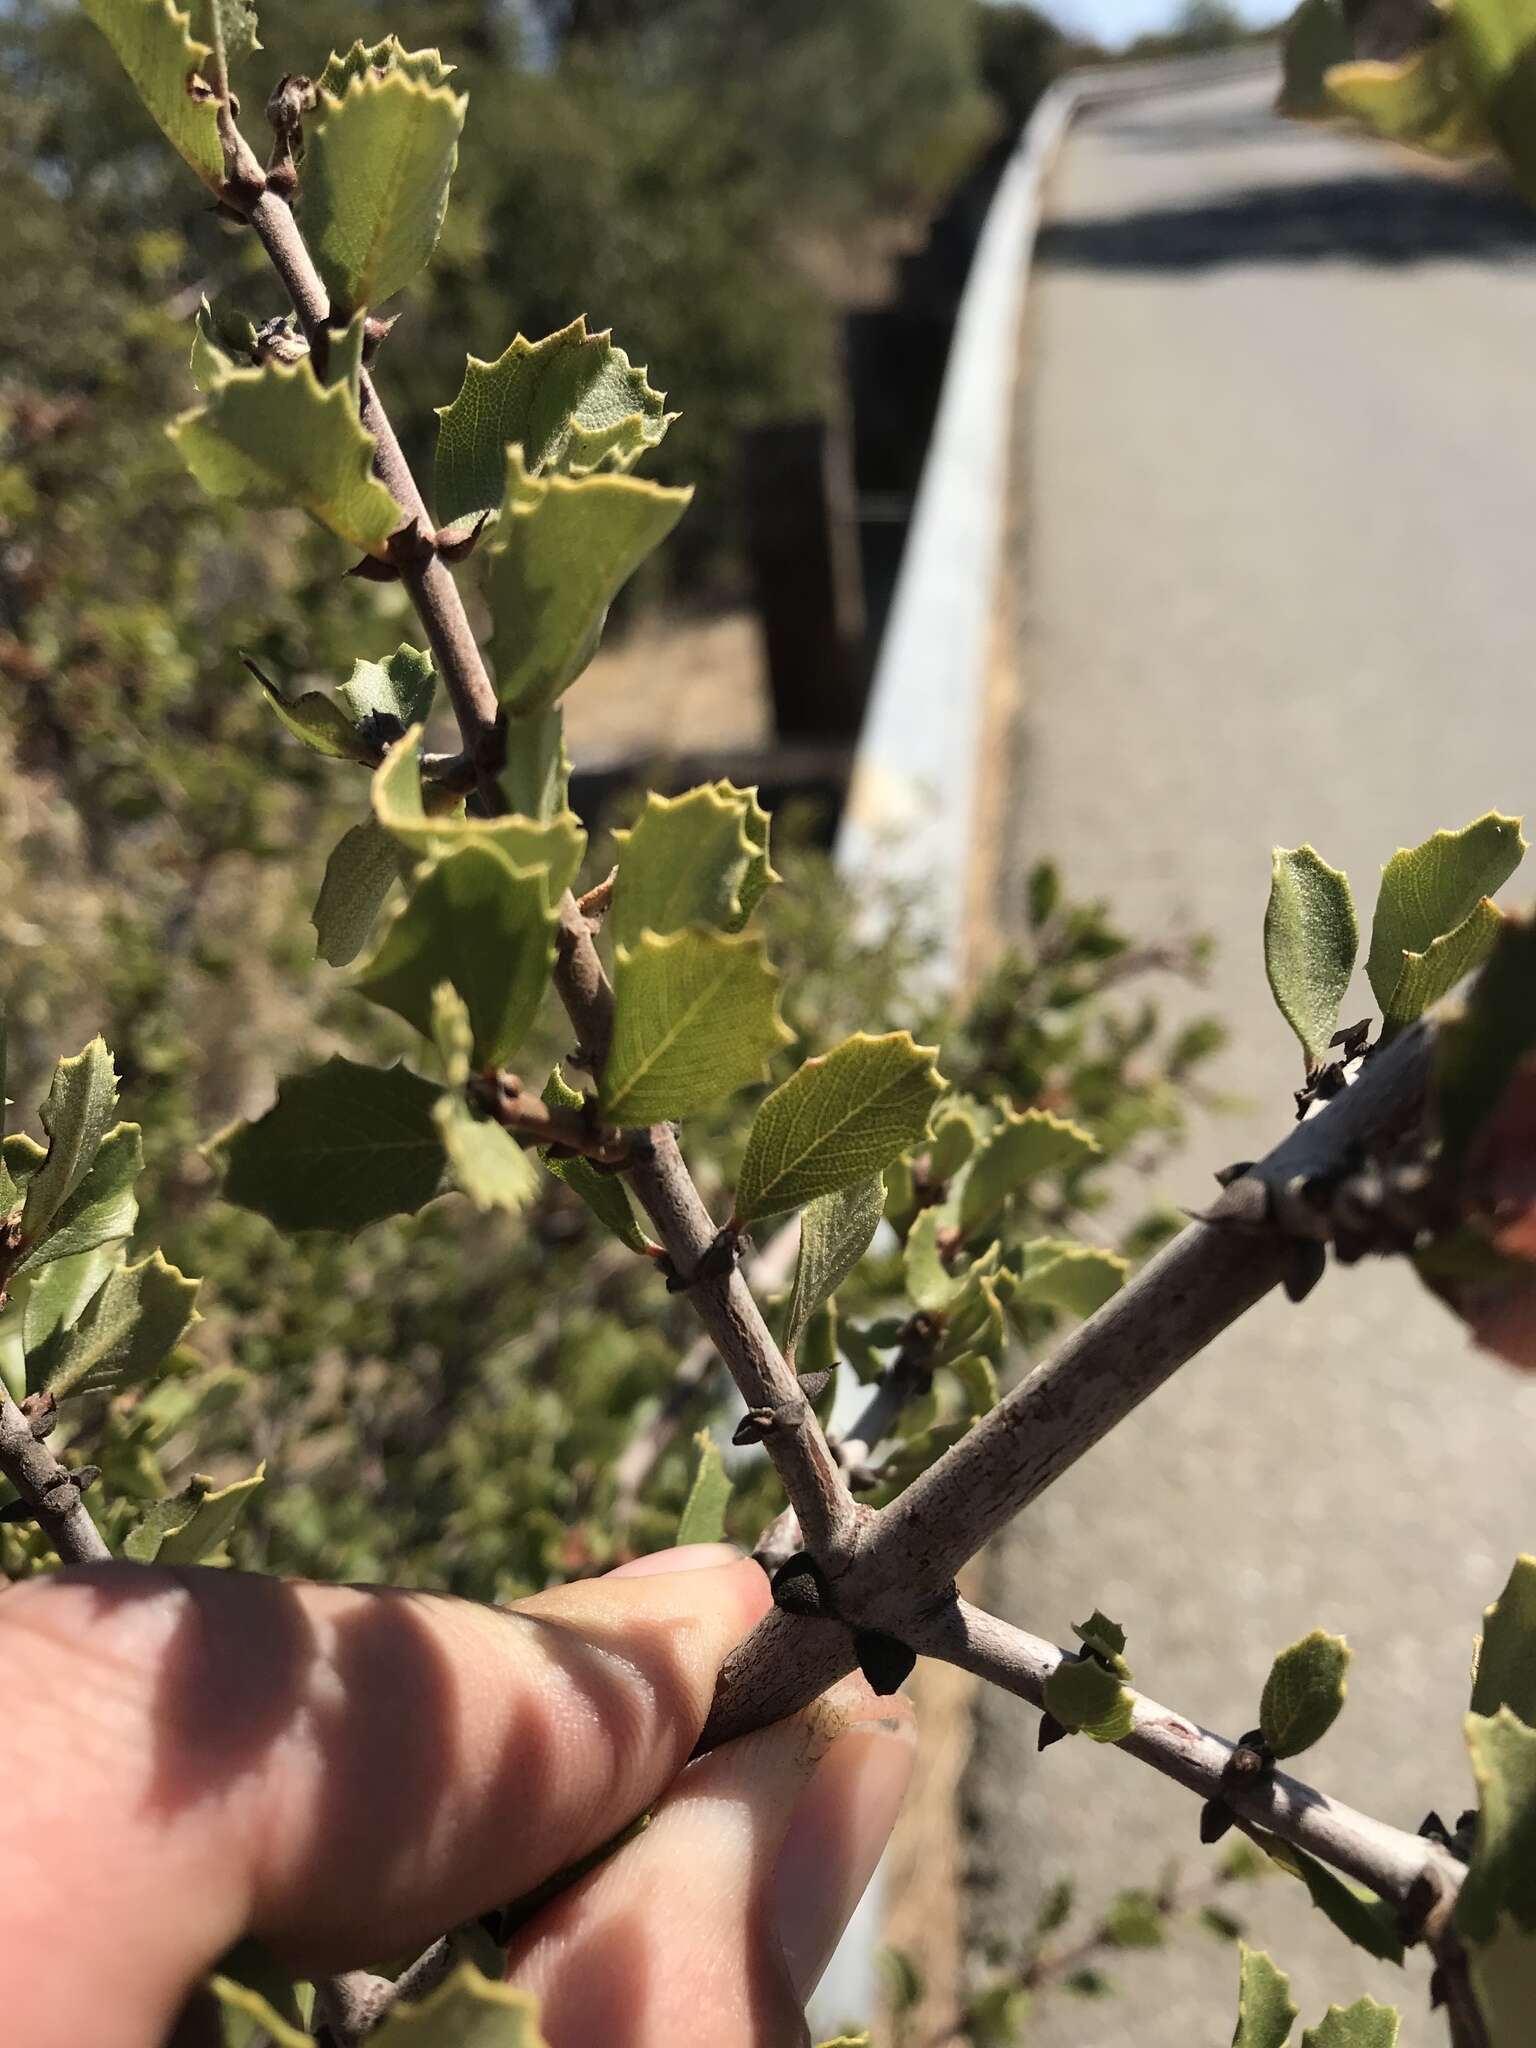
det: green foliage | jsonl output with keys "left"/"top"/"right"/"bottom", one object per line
{"left": 782, "top": 1176, "right": 886, "bottom": 1361}
{"left": 1257, "top": 1836, "right": 1404, "bottom": 1965}
{"left": 958, "top": 1105, "right": 1100, "bottom": 1237}
{"left": 78, "top": 0, "right": 224, "bottom": 188}
{"left": 304, "top": 54, "right": 468, "bottom": 314}
{"left": 675, "top": 1428, "right": 731, "bottom": 1545}
{"left": 1366, "top": 812, "right": 1524, "bottom": 1030}
{"left": 734, "top": 1032, "right": 943, "bottom": 1224}
{"left": 1042, "top": 1651, "right": 1135, "bottom": 1743}
{"left": 539, "top": 1067, "right": 646, "bottom": 1249}
{"left": 1264, "top": 846, "right": 1357, "bottom": 1070}
{"left": 1459, "top": 1706, "right": 1536, "bottom": 1943}
{"left": 600, "top": 929, "right": 792, "bottom": 1125}
{"left": 1301, "top": 2000, "right": 1400, "bottom": 2048}
{"left": 1434, "top": 911, "right": 1536, "bottom": 1163}
{"left": 1472, "top": 1556, "right": 1536, "bottom": 1725}
{"left": 19, "top": 1038, "right": 121, "bottom": 1239}
{"left": 1009, "top": 1239, "right": 1127, "bottom": 1318}
{"left": 42, "top": 1248, "right": 200, "bottom": 1397}
{"left": 370, "top": 1964, "right": 549, "bottom": 2044}
{"left": 371, "top": 729, "right": 585, "bottom": 891}
{"left": 610, "top": 782, "right": 773, "bottom": 952}
{"left": 1259, "top": 1629, "right": 1351, "bottom": 1760}
{"left": 124, "top": 1465, "right": 263, "bottom": 1563}
{"left": 314, "top": 820, "right": 408, "bottom": 966}
{"left": 1232, "top": 1947, "right": 1298, "bottom": 2048}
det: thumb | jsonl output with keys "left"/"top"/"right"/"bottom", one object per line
{"left": 0, "top": 1546, "right": 768, "bottom": 2048}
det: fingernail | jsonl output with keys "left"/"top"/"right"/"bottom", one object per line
{"left": 770, "top": 1709, "right": 917, "bottom": 2002}
{"left": 605, "top": 1542, "right": 742, "bottom": 1580}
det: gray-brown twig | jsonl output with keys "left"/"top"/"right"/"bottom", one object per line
{"left": 0, "top": 1390, "right": 110, "bottom": 1564}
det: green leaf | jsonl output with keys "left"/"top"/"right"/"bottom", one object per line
{"left": 433, "top": 1096, "right": 540, "bottom": 1217}
{"left": 317, "top": 35, "right": 457, "bottom": 95}
{"left": 928, "top": 1097, "right": 986, "bottom": 1180}
{"left": 1300, "top": 1998, "right": 1400, "bottom": 2047}
{"left": 610, "top": 783, "right": 766, "bottom": 954}
{"left": 727, "top": 786, "right": 778, "bottom": 931}
{"left": 207, "top": 1975, "right": 313, "bottom": 2048}
{"left": 937, "top": 1267, "right": 1006, "bottom": 1367}
{"left": 434, "top": 316, "right": 674, "bottom": 529}
{"left": 211, "top": 0, "right": 260, "bottom": 64}
{"left": 538, "top": 1066, "right": 647, "bottom": 1252}
{"left": 124, "top": 1466, "right": 263, "bottom": 1565}
{"left": 1474, "top": 1558, "right": 1536, "bottom": 1727}
{"left": 904, "top": 1207, "right": 965, "bottom": 1313}
{"left": 676, "top": 1429, "right": 732, "bottom": 1546}
{"left": 486, "top": 449, "right": 691, "bottom": 719}
{"left": 16, "top": 1122, "right": 141, "bottom": 1274}
{"left": 1260, "top": 1837, "right": 1404, "bottom": 1964}
{"left": 1010, "top": 1238, "right": 1128, "bottom": 1319}
{"left": 207, "top": 1056, "right": 449, "bottom": 1233}
{"left": 1071, "top": 1610, "right": 1129, "bottom": 1670}
{"left": 80, "top": 0, "right": 224, "bottom": 190}
{"left": 1434, "top": 913, "right": 1536, "bottom": 1164}
{"left": 303, "top": 64, "right": 467, "bottom": 313}
{"left": 21, "top": 1038, "right": 119, "bottom": 1242}
{"left": 208, "top": 1942, "right": 304, "bottom": 2039}
{"left": 1042, "top": 1653, "right": 1134, "bottom": 1743}
{"left": 1460, "top": 1707, "right": 1536, "bottom": 1942}
{"left": 170, "top": 358, "right": 402, "bottom": 553}
{"left": 1231, "top": 1947, "right": 1297, "bottom": 2048}
{"left": 43, "top": 1250, "right": 200, "bottom": 1398}
{"left": 20, "top": 1244, "right": 123, "bottom": 1383}
{"left": 369, "top": 1964, "right": 550, "bottom": 2046}
{"left": 1367, "top": 813, "right": 1525, "bottom": 1015}
{"left": 500, "top": 708, "right": 571, "bottom": 823}
{"left": 313, "top": 819, "right": 404, "bottom": 968}
{"left": 1265, "top": 847, "right": 1358, "bottom": 1070}
{"left": 1327, "top": 44, "right": 1488, "bottom": 155}
{"left": 1383, "top": 898, "right": 1505, "bottom": 1035}
{"left": 256, "top": 676, "right": 372, "bottom": 761}
{"left": 1103, "top": 1889, "right": 1164, "bottom": 1948}
{"left": 735, "top": 1032, "right": 944, "bottom": 1225}
{"left": 1467, "top": 1911, "right": 1536, "bottom": 2048}
{"left": 1260, "top": 1629, "right": 1351, "bottom": 1759}
{"left": 959, "top": 1106, "right": 1100, "bottom": 1238}
{"left": 355, "top": 843, "right": 556, "bottom": 1067}
{"left": 783, "top": 1175, "right": 886, "bottom": 1361}
{"left": 600, "top": 930, "right": 791, "bottom": 1127}
{"left": 949, "top": 1348, "right": 998, "bottom": 1419}
{"left": 372, "top": 728, "right": 586, "bottom": 898}
{"left": 336, "top": 643, "right": 436, "bottom": 735}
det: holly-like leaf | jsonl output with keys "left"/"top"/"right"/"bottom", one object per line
{"left": 783, "top": 1175, "right": 886, "bottom": 1361}
{"left": 486, "top": 449, "right": 691, "bottom": 719}
{"left": 1042, "top": 1652, "right": 1134, "bottom": 1743}
{"left": 124, "top": 1466, "right": 263, "bottom": 1565}
{"left": 207, "top": 1057, "right": 449, "bottom": 1233}
{"left": 1460, "top": 1707, "right": 1536, "bottom": 1943}
{"left": 1260, "top": 1836, "right": 1404, "bottom": 1964}
{"left": 1300, "top": 1999, "right": 1400, "bottom": 2047}
{"left": 1072, "top": 1610, "right": 1129, "bottom": 1670}
{"left": 19, "top": 1244, "right": 124, "bottom": 1384}
{"left": 903, "top": 1207, "right": 965, "bottom": 1313}
{"left": 335, "top": 643, "right": 436, "bottom": 737}
{"left": 372, "top": 728, "right": 585, "bottom": 899}
{"left": 676, "top": 1429, "right": 731, "bottom": 1546}
{"left": 1367, "top": 813, "right": 1525, "bottom": 1015}
{"left": 728, "top": 787, "right": 778, "bottom": 932}
{"left": 434, "top": 1095, "right": 540, "bottom": 1217}
{"left": 313, "top": 819, "right": 404, "bottom": 968}
{"left": 42, "top": 1250, "right": 200, "bottom": 1399}
{"left": 355, "top": 843, "right": 556, "bottom": 1067}
{"left": 369, "top": 1964, "right": 550, "bottom": 2046}
{"left": 80, "top": 0, "right": 224, "bottom": 190}
{"left": 959, "top": 1106, "right": 1100, "bottom": 1238}
{"left": 1473, "top": 1557, "right": 1536, "bottom": 1727}
{"left": 169, "top": 358, "right": 403, "bottom": 553}
{"left": 317, "top": 35, "right": 456, "bottom": 94}
{"left": 600, "top": 930, "right": 791, "bottom": 1127}
{"left": 211, "top": 0, "right": 260, "bottom": 62}
{"left": 1009, "top": 1238, "right": 1128, "bottom": 1319}
{"left": 609, "top": 784, "right": 766, "bottom": 955}
{"left": 20, "top": 1038, "right": 119, "bottom": 1242}
{"left": 735, "top": 1032, "right": 944, "bottom": 1225}
{"left": 539, "top": 1066, "right": 647, "bottom": 1252}
{"left": 1260, "top": 1629, "right": 1351, "bottom": 1759}
{"left": 1434, "top": 914, "right": 1536, "bottom": 1165}
{"left": 16, "top": 1122, "right": 141, "bottom": 1274}
{"left": 1265, "top": 847, "right": 1358, "bottom": 1070}
{"left": 256, "top": 676, "right": 372, "bottom": 761}
{"left": 434, "top": 317, "right": 674, "bottom": 529}
{"left": 303, "top": 61, "right": 467, "bottom": 313}
{"left": 1383, "top": 897, "right": 1505, "bottom": 1035}
{"left": 1232, "top": 1945, "right": 1296, "bottom": 2048}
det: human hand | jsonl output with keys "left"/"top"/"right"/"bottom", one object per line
{"left": 0, "top": 1543, "right": 915, "bottom": 2048}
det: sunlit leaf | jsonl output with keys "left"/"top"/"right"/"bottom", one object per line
{"left": 1264, "top": 847, "right": 1357, "bottom": 1070}
{"left": 1260, "top": 1629, "right": 1351, "bottom": 1759}
{"left": 783, "top": 1175, "right": 886, "bottom": 1361}
{"left": 600, "top": 930, "right": 791, "bottom": 1127}
{"left": 124, "top": 1466, "right": 263, "bottom": 1565}
{"left": 80, "top": 0, "right": 223, "bottom": 189}
{"left": 676, "top": 1429, "right": 731, "bottom": 1546}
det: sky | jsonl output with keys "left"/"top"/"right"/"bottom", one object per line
{"left": 1040, "top": 0, "right": 1278, "bottom": 47}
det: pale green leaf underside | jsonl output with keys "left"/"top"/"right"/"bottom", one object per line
{"left": 487, "top": 449, "right": 691, "bottom": 719}
{"left": 80, "top": 0, "right": 223, "bottom": 189}
{"left": 1042, "top": 1653, "right": 1134, "bottom": 1742}
{"left": 17, "top": 1121, "right": 140, "bottom": 1276}
{"left": 435, "top": 315, "right": 673, "bottom": 529}
{"left": 540, "top": 1067, "right": 647, "bottom": 1251}
{"left": 600, "top": 930, "right": 791, "bottom": 1127}
{"left": 959, "top": 1106, "right": 1100, "bottom": 1237}
{"left": 1367, "top": 812, "right": 1524, "bottom": 1012}
{"left": 354, "top": 842, "right": 556, "bottom": 1067}
{"left": 784, "top": 1175, "right": 886, "bottom": 1361}
{"left": 259, "top": 680, "right": 371, "bottom": 761}
{"left": 21, "top": 1038, "right": 120, "bottom": 1243}
{"left": 304, "top": 67, "right": 467, "bottom": 312}
{"left": 372, "top": 728, "right": 586, "bottom": 898}
{"left": 43, "top": 1249, "right": 200, "bottom": 1398}
{"left": 313, "top": 818, "right": 404, "bottom": 968}
{"left": 1472, "top": 1556, "right": 1536, "bottom": 1727}
{"left": 1265, "top": 846, "right": 1358, "bottom": 1069}
{"left": 1300, "top": 1998, "right": 1400, "bottom": 2047}
{"left": 1012, "top": 1238, "right": 1128, "bottom": 1319}
{"left": 125, "top": 1466, "right": 263, "bottom": 1565}
{"left": 610, "top": 783, "right": 763, "bottom": 955}
{"left": 1261, "top": 1836, "right": 1404, "bottom": 1963}
{"left": 337, "top": 643, "right": 436, "bottom": 733}
{"left": 1260, "top": 1628, "right": 1351, "bottom": 1759}
{"left": 434, "top": 1094, "right": 540, "bottom": 1215}
{"left": 208, "top": 1056, "right": 449, "bottom": 1234}
{"left": 676, "top": 1429, "right": 732, "bottom": 1546}
{"left": 735, "top": 1031, "right": 943, "bottom": 1224}
{"left": 370, "top": 1964, "right": 550, "bottom": 2045}
{"left": 170, "top": 358, "right": 403, "bottom": 552}
{"left": 1383, "top": 898, "right": 1504, "bottom": 1033}
{"left": 19, "top": 1244, "right": 124, "bottom": 1384}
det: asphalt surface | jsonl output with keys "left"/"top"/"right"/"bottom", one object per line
{"left": 962, "top": 62, "right": 1536, "bottom": 2046}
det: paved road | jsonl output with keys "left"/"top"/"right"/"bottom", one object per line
{"left": 963, "top": 63, "right": 1536, "bottom": 2047}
